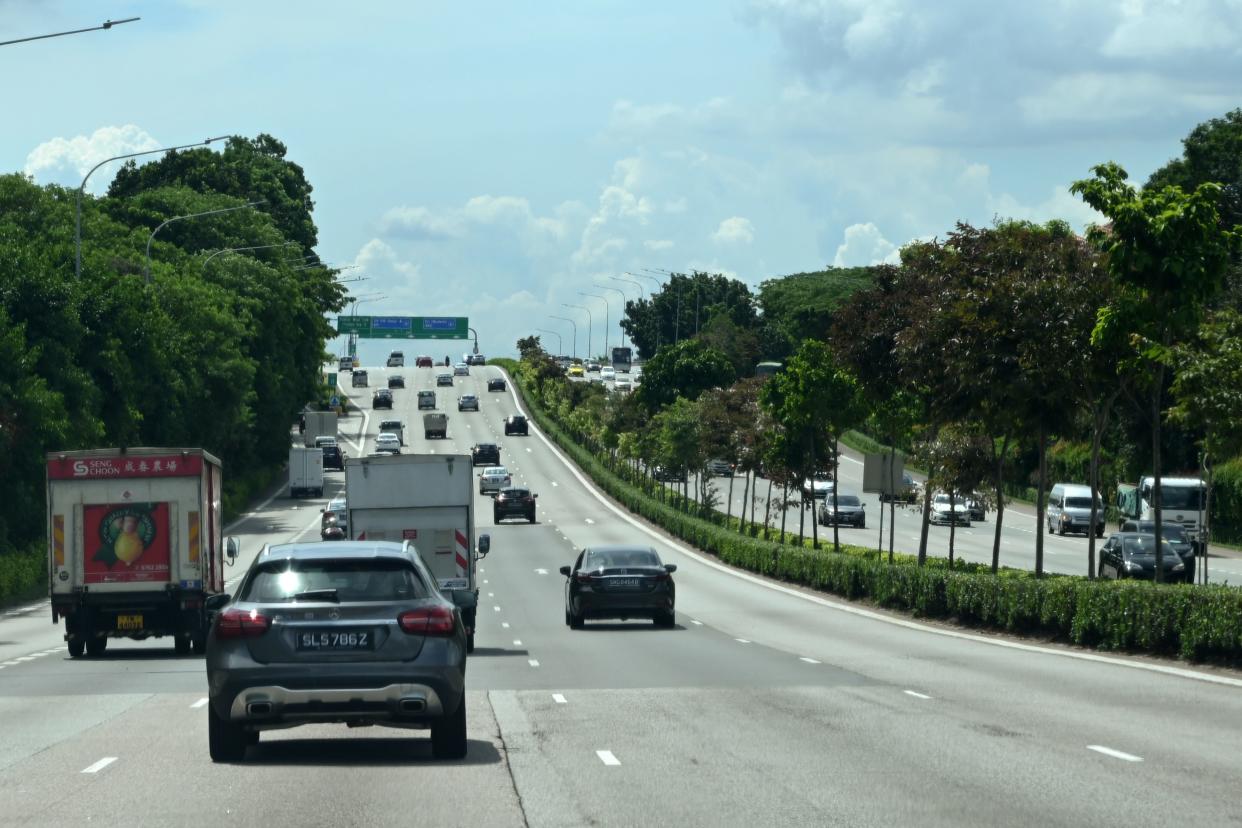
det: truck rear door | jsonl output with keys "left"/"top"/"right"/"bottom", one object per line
{"left": 349, "top": 507, "right": 471, "bottom": 592}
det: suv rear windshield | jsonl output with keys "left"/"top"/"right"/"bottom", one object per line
{"left": 241, "top": 558, "right": 426, "bottom": 603}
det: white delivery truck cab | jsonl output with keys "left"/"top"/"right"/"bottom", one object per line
{"left": 302, "top": 411, "right": 338, "bottom": 448}
{"left": 344, "top": 453, "right": 489, "bottom": 653}
{"left": 288, "top": 445, "right": 325, "bottom": 498}
{"left": 46, "top": 447, "right": 237, "bottom": 657}
{"left": 1117, "top": 476, "right": 1209, "bottom": 544}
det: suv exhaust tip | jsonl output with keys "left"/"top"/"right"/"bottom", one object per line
{"left": 399, "top": 698, "right": 426, "bottom": 713}
{"left": 246, "top": 702, "right": 273, "bottom": 716}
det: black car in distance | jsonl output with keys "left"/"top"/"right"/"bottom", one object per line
{"left": 388, "top": 375, "right": 405, "bottom": 389}
{"left": 471, "top": 443, "right": 500, "bottom": 466}
{"left": 372, "top": 389, "right": 393, "bottom": 410}
{"left": 204, "top": 541, "right": 469, "bottom": 762}
{"left": 494, "top": 487, "right": 537, "bottom": 524}
{"left": 1098, "top": 532, "right": 1187, "bottom": 582}
{"left": 504, "top": 415, "right": 528, "bottom": 436}
{"left": 560, "top": 545, "right": 676, "bottom": 628}
{"left": 487, "top": 377, "right": 506, "bottom": 392}
{"left": 321, "top": 444, "right": 345, "bottom": 472}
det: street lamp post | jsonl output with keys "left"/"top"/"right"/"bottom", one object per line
{"left": 535, "top": 327, "right": 563, "bottom": 357}
{"left": 593, "top": 285, "right": 628, "bottom": 348}
{"left": 348, "top": 294, "right": 386, "bottom": 359}
{"left": 563, "top": 304, "right": 593, "bottom": 360}
{"left": 628, "top": 271, "right": 664, "bottom": 349}
{"left": 578, "top": 291, "right": 611, "bottom": 355}
{"left": 145, "top": 201, "right": 264, "bottom": 283}
{"left": 1, "top": 17, "right": 139, "bottom": 47}
{"left": 548, "top": 315, "right": 578, "bottom": 360}
{"left": 612, "top": 275, "right": 644, "bottom": 300}
{"left": 76, "top": 135, "right": 230, "bottom": 278}
{"left": 202, "top": 241, "right": 299, "bottom": 268}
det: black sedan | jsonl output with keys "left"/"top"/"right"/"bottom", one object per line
{"left": 204, "top": 541, "right": 469, "bottom": 762}
{"left": 503, "top": 415, "right": 528, "bottom": 436}
{"left": 818, "top": 494, "right": 866, "bottom": 528}
{"left": 471, "top": 443, "right": 500, "bottom": 466}
{"left": 1098, "top": 532, "right": 1187, "bottom": 582}
{"left": 487, "top": 377, "right": 506, "bottom": 392}
{"left": 388, "top": 375, "right": 405, "bottom": 389}
{"left": 493, "top": 487, "right": 537, "bottom": 524}
{"left": 321, "top": 444, "right": 345, "bottom": 471}
{"left": 561, "top": 545, "right": 676, "bottom": 628}
{"left": 1119, "top": 520, "right": 1196, "bottom": 581}
{"left": 372, "top": 389, "right": 393, "bottom": 409}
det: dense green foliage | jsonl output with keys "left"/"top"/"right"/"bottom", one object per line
{"left": 499, "top": 357, "right": 1242, "bottom": 665}
{"left": 0, "top": 134, "right": 345, "bottom": 590}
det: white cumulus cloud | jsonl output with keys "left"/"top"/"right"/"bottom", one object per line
{"left": 24, "top": 125, "right": 163, "bottom": 191}
{"left": 712, "top": 216, "right": 755, "bottom": 245}
{"left": 832, "top": 222, "right": 899, "bottom": 267}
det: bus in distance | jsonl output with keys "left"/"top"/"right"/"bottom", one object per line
{"left": 611, "top": 346, "right": 632, "bottom": 374}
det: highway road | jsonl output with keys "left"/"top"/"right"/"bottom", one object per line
{"left": 2, "top": 361, "right": 1241, "bottom": 827}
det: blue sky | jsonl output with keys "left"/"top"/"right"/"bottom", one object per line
{"left": 6, "top": 0, "right": 1241, "bottom": 360}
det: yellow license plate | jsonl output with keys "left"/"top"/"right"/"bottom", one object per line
{"left": 116, "top": 614, "right": 143, "bottom": 631}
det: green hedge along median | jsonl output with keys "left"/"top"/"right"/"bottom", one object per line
{"left": 495, "top": 359, "right": 1242, "bottom": 666}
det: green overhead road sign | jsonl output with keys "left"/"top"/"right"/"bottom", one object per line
{"left": 335, "top": 316, "right": 469, "bottom": 339}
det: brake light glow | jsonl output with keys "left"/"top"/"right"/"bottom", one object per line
{"left": 398, "top": 606, "right": 455, "bottom": 636}
{"left": 215, "top": 607, "right": 271, "bottom": 638}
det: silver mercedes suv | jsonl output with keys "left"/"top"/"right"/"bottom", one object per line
{"left": 204, "top": 541, "right": 468, "bottom": 762}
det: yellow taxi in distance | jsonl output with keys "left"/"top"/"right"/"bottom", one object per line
{"left": 568, "top": 364, "right": 585, "bottom": 377}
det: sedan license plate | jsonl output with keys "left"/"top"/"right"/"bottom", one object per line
{"left": 296, "top": 630, "right": 373, "bottom": 651}
{"left": 116, "top": 614, "right": 143, "bottom": 631}
{"left": 610, "top": 578, "right": 641, "bottom": 589}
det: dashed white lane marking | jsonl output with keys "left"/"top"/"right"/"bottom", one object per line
{"left": 551, "top": 481, "right": 558, "bottom": 487}
{"left": 528, "top": 659, "right": 540, "bottom": 668}
{"left": 904, "top": 690, "right": 932, "bottom": 700}
{"left": 191, "top": 697, "right": 209, "bottom": 708}
{"left": 799, "top": 657, "right": 821, "bottom": 664}
{"left": 493, "top": 606, "right": 501, "bottom": 612}
{"left": 483, "top": 580, "right": 489, "bottom": 585}
{"left": 585, "top": 518, "right": 595, "bottom": 525}
{"left": 552, "top": 693, "right": 567, "bottom": 704}
{"left": 734, "top": 638, "right": 750, "bottom": 644}
{"left": 488, "top": 592, "right": 495, "bottom": 598}
{"left": 1087, "top": 745, "right": 1143, "bottom": 762}
{"left": 514, "top": 639, "right": 523, "bottom": 646}
{"left": 535, "top": 568, "right": 548, "bottom": 575}
{"left": 690, "top": 620, "right": 703, "bottom": 626}
{"left": 15, "top": 656, "right": 35, "bottom": 662}
{"left": 81, "top": 757, "right": 117, "bottom": 774}
{"left": 502, "top": 622, "right": 510, "bottom": 629}
{"left": 596, "top": 750, "right": 621, "bottom": 766}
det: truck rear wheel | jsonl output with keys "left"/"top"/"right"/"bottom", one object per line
{"left": 192, "top": 635, "right": 207, "bottom": 655}
{"left": 86, "top": 637, "right": 107, "bottom": 657}
{"left": 68, "top": 639, "right": 85, "bottom": 658}
{"left": 466, "top": 632, "right": 475, "bottom": 654}
{"left": 174, "top": 635, "right": 191, "bottom": 655}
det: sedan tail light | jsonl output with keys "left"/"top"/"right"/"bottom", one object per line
{"left": 215, "top": 607, "right": 271, "bottom": 639}
{"left": 398, "top": 606, "right": 456, "bottom": 636}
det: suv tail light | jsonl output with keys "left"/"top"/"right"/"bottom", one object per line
{"left": 398, "top": 606, "right": 455, "bottom": 636}
{"left": 216, "top": 607, "right": 271, "bottom": 638}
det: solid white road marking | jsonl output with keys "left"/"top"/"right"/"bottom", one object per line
{"left": 191, "top": 698, "right": 209, "bottom": 708}
{"left": 734, "top": 638, "right": 750, "bottom": 644}
{"left": 81, "top": 757, "right": 117, "bottom": 774}
{"left": 904, "top": 690, "right": 932, "bottom": 700}
{"left": 552, "top": 693, "right": 567, "bottom": 704}
{"left": 596, "top": 750, "right": 621, "bottom": 766}
{"left": 528, "top": 659, "right": 540, "bottom": 667}
{"left": 799, "top": 657, "right": 821, "bottom": 664}
{"left": 1087, "top": 745, "right": 1143, "bottom": 762}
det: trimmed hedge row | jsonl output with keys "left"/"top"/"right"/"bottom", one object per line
{"left": 0, "top": 543, "right": 43, "bottom": 607}
{"left": 497, "top": 359, "right": 1242, "bottom": 666}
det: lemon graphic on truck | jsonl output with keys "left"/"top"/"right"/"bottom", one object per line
{"left": 92, "top": 505, "right": 158, "bottom": 568}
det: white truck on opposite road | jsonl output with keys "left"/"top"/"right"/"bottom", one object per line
{"left": 344, "top": 453, "right": 489, "bottom": 653}
{"left": 302, "top": 411, "right": 338, "bottom": 448}
{"left": 46, "top": 447, "right": 238, "bottom": 657}
{"left": 288, "top": 445, "right": 325, "bottom": 498}
{"left": 1117, "top": 476, "right": 1209, "bottom": 546}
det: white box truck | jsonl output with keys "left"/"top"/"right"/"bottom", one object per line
{"left": 288, "top": 446, "right": 324, "bottom": 498}
{"left": 1117, "top": 476, "right": 1208, "bottom": 544}
{"left": 302, "top": 411, "right": 338, "bottom": 447}
{"left": 46, "top": 447, "right": 238, "bottom": 658}
{"left": 345, "top": 453, "right": 490, "bottom": 653}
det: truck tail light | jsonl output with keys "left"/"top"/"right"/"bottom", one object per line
{"left": 215, "top": 607, "right": 271, "bottom": 638}
{"left": 398, "top": 606, "right": 455, "bottom": 636}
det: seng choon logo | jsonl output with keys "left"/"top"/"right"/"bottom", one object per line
{"left": 93, "top": 506, "right": 158, "bottom": 568}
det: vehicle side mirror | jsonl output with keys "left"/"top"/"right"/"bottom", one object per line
{"left": 664, "top": 564, "right": 677, "bottom": 573}
{"left": 205, "top": 593, "right": 231, "bottom": 612}
{"left": 477, "top": 533, "right": 491, "bottom": 557}
{"left": 225, "top": 537, "right": 240, "bottom": 564}
{"left": 533, "top": 493, "right": 539, "bottom": 498}
{"left": 559, "top": 565, "right": 572, "bottom": 577}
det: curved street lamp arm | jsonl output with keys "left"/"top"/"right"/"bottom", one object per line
{"left": 145, "top": 200, "right": 264, "bottom": 283}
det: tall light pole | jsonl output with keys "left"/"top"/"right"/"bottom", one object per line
{"left": 548, "top": 315, "right": 578, "bottom": 360}
{"left": 563, "top": 303, "right": 593, "bottom": 360}
{"left": 578, "top": 291, "right": 611, "bottom": 355}
{"left": 612, "top": 274, "right": 644, "bottom": 300}
{"left": 348, "top": 294, "right": 385, "bottom": 360}
{"left": 535, "top": 327, "right": 562, "bottom": 357}
{"left": 202, "top": 241, "right": 299, "bottom": 268}
{"left": 593, "top": 285, "right": 628, "bottom": 348}
{"left": 76, "top": 134, "right": 230, "bottom": 278}
{"left": 628, "top": 271, "right": 665, "bottom": 350}
{"left": 145, "top": 201, "right": 264, "bottom": 283}
{"left": 1, "top": 17, "right": 139, "bottom": 47}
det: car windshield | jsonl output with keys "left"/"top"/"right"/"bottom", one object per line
{"left": 1161, "top": 486, "right": 1205, "bottom": 510}
{"left": 485, "top": 466, "right": 508, "bottom": 476}
{"left": 1064, "top": 496, "right": 1098, "bottom": 509}
{"left": 504, "top": 489, "right": 529, "bottom": 498}
{"left": 582, "top": 548, "right": 661, "bottom": 569}
{"left": 1136, "top": 523, "right": 1188, "bottom": 542}
{"left": 241, "top": 558, "right": 426, "bottom": 603}
{"left": 1121, "top": 537, "right": 1171, "bottom": 557}
{"left": 835, "top": 495, "right": 861, "bottom": 507}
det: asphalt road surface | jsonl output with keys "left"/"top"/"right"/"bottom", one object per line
{"left": 2, "top": 362, "right": 1240, "bottom": 827}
